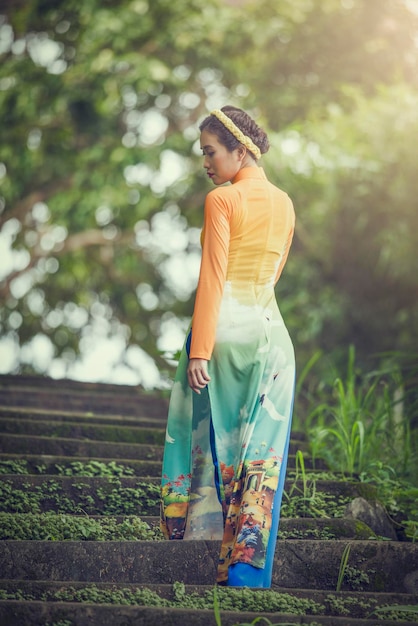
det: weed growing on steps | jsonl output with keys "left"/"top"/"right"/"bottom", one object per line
{"left": 55, "top": 460, "right": 136, "bottom": 476}
{"left": 0, "top": 460, "right": 29, "bottom": 474}
{"left": 212, "top": 586, "right": 322, "bottom": 625}
{"left": 0, "top": 513, "right": 163, "bottom": 541}
{"left": 279, "top": 526, "right": 337, "bottom": 540}
{"left": 358, "top": 463, "right": 418, "bottom": 541}
{"left": 0, "top": 583, "right": 415, "bottom": 621}
{"left": 295, "top": 347, "right": 417, "bottom": 539}
{"left": 342, "top": 564, "right": 373, "bottom": 591}
{"left": 0, "top": 583, "right": 325, "bottom": 615}
{"left": 303, "top": 347, "right": 415, "bottom": 479}
{"left": 336, "top": 543, "right": 351, "bottom": 592}
{"left": 0, "top": 479, "right": 160, "bottom": 515}
{"left": 0, "top": 460, "right": 137, "bottom": 476}
{"left": 370, "top": 604, "right": 418, "bottom": 621}
{"left": 281, "top": 466, "right": 352, "bottom": 519}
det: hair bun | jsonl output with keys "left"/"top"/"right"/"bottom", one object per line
{"left": 221, "top": 106, "right": 270, "bottom": 155}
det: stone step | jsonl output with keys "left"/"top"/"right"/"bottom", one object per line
{"left": 0, "top": 417, "right": 308, "bottom": 449}
{"left": 0, "top": 433, "right": 310, "bottom": 459}
{"left": 0, "top": 581, "right": 416, "bottom": 625}
{"left": 0, "top": 408, "right": 311, "bottom": 445}
{"left": 0, "top": 375, "right": 169, "bottom": 417}
{"left": 0, "top": 452, "right": 329, "bottom": 475}
{"left": 1, "top": 375, "right": 416, "bottom": 626}
{"left": 0, "top": 417, "right": 166, "bottom": 445}
{"left": 0, "top": 406, "right": 168, "bottom": 428}
{"left": 0, "top": 454, "right": 162, "bottom": 476}
{"left": 0, "top": 434, "right": 165, "bottom": 460}
{"left": 0, "top": 598, "right": 414, "bottom": 626}
{"left": 3, "top": 579, "right": 416, "bottom": 619}
{"left": 0, "top": 475, "right": 375, "bottom": 516}
{"left": 0, "top": 390, "right": 167, "bottom": 418}
{"left": 0, "top": 513, "right": 377, "bottom": 541}
{"left": 0, "top": 374, "right": 152, "bottom": 394}
{"left": 0, "top": 473, "right": 376, "bottom": 497}
{"left": 140, "top": 515, "right": 378, "bottom": 540}
{"left": 0, "top": 540, "right": 416, "bottom": 593}
{"left": 0, "top": 475, "right": 160, "bottom": 516}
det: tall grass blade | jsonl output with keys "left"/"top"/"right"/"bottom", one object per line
{"left": 336, "top": 543, "right": 351, "bottom": 592}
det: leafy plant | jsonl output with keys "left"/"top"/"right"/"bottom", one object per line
{"left": 55, "top": 460, "right": 136, "bottom": 477}
{"left": 305, "top": 347, "right": 416, "bottom": 479}
{"left": 0, "top": 459, "right": 138, "bottom": 477}
{"left": 282, "top": 450, "right": 352, "bottom": 519}
{"left": 370, "top": 604, "right": 418, "bottom": 620}
{"left": 0, "top": 460, "right": 29, "bottom": 475}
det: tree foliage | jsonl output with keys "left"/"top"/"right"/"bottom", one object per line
{"left": 0, "top": 0, "right": 417, "bottom": 383}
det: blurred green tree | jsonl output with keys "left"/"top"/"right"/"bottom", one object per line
{"left": 0, "top": 0, "right": 417, "bottom": 383}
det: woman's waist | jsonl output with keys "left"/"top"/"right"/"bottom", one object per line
{"left": 224, "top": 277, "right": 275, "bottom": 288}
{"left": 222, "top": 280, "right": 278, "bottom": 307}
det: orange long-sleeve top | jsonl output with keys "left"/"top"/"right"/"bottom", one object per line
{"left": 189, "top": 166, "right": 295, "bottom": 361}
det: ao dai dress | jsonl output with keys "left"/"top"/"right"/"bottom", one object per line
{"left": 160, "top": 166, "right": 295, "bottom": 587}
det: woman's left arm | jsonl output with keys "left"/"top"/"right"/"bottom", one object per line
{"left": 187, "top": 191, "right": 231, "bottom": 384}
{"left": 187, "top": 358, "right": 211, "bottom": 394}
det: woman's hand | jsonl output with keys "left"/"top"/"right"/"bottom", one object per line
{"left": 187, "top": 358, "right": 211, "bottom": 394}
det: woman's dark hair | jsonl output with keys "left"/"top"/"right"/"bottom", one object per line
{"left": 199, "top": 105, "right": 269, "bottom": 159}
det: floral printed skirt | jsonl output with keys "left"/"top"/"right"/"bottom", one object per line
{"left": 160, "top": 287, "right": 295, "bottom": 587}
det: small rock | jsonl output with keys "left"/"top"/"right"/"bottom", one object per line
{"left": 344, "top": 497, "right": 397, "bottom": 540}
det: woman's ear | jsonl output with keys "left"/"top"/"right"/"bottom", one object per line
{"left": 237, "top": 145, "right": 247, "bottom": 161}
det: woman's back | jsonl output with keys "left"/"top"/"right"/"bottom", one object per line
{"left": 217, "top": 169, "right": 295, "bottom": 286}
{"left": 193, "top": 167, "right": 295, "bottom": 355}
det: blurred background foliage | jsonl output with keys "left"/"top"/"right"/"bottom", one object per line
{"left": 0, "top": 0, "right": 417, "bottom": 400}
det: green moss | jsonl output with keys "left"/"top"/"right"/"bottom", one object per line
{"left": 354, "top": 483, "right": 378, "bottom": 501}
{"left": 0, "top": 478, "right": 160, "bottom": 515}
{"left": 0, "top": 513, "right": 163, "bottom": 541}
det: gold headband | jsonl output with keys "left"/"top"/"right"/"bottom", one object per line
{"left": 210, "top": 109, "right": 262, "bottom": 160}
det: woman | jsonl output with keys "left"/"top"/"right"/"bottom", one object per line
{"left": 160, "top": 105, "right": 295, "bottom": 588}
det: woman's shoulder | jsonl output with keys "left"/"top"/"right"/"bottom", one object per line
{"left": 205, "top": 184, "right": 240, "bottom": 212}
{"left": 207, "top": 183, "right": 239, "bottom": 199}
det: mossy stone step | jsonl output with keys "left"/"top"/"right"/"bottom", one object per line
{"left": 0, "top": 433, "right": 310, "bottom": 458}
{"left": 0, "top": 512, "right": 160, "bottom": 541}
{"left": 0, "top": 418, "right": 308, "bottom": 449}
{"left": 0, "top": 476, "right": 160, "bottom": 516}
{"left": 138, "top": 515, "right": 377, "bottom": 540}
{"left": 0, "top": 454, "right": 162, "bottom": 476}
{"left": 0, "top": 540, "right": 417, "bottom": 593}
{"left": 0, "top": 473, "right": 377, "bottom": 497}
{"left": 0, "top": 407, "right": 168, "bottom": 429}
{"left": 0, "top": 580, "right": 418, "bottom": 626}
{"left": 0, "top": 580, "right": 416, "bottom": 622}
{"left": 0, "top": 513, "right": 378, "bottom": 541}
{"left": 0, "top": 418, "right": 166, "bottom": 445}
{"left": 0, "top": 475, "right": 376, "bottom": 517}
{"left": 0, "top": 453, "right": 328, "bottom": 476}
{"left": 0, "top": 434, "right": 165, "bottom": 460}
{"left": 1, "top": 599, "right": 415, "bottom": 626}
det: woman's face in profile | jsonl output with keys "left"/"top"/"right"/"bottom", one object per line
{"left": 200, "top": 129, "right": 243, "bottom": 185}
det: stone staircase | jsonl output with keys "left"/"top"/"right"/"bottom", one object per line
{"left": 0, "top": 374, "right": 416, "bottom": 626}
